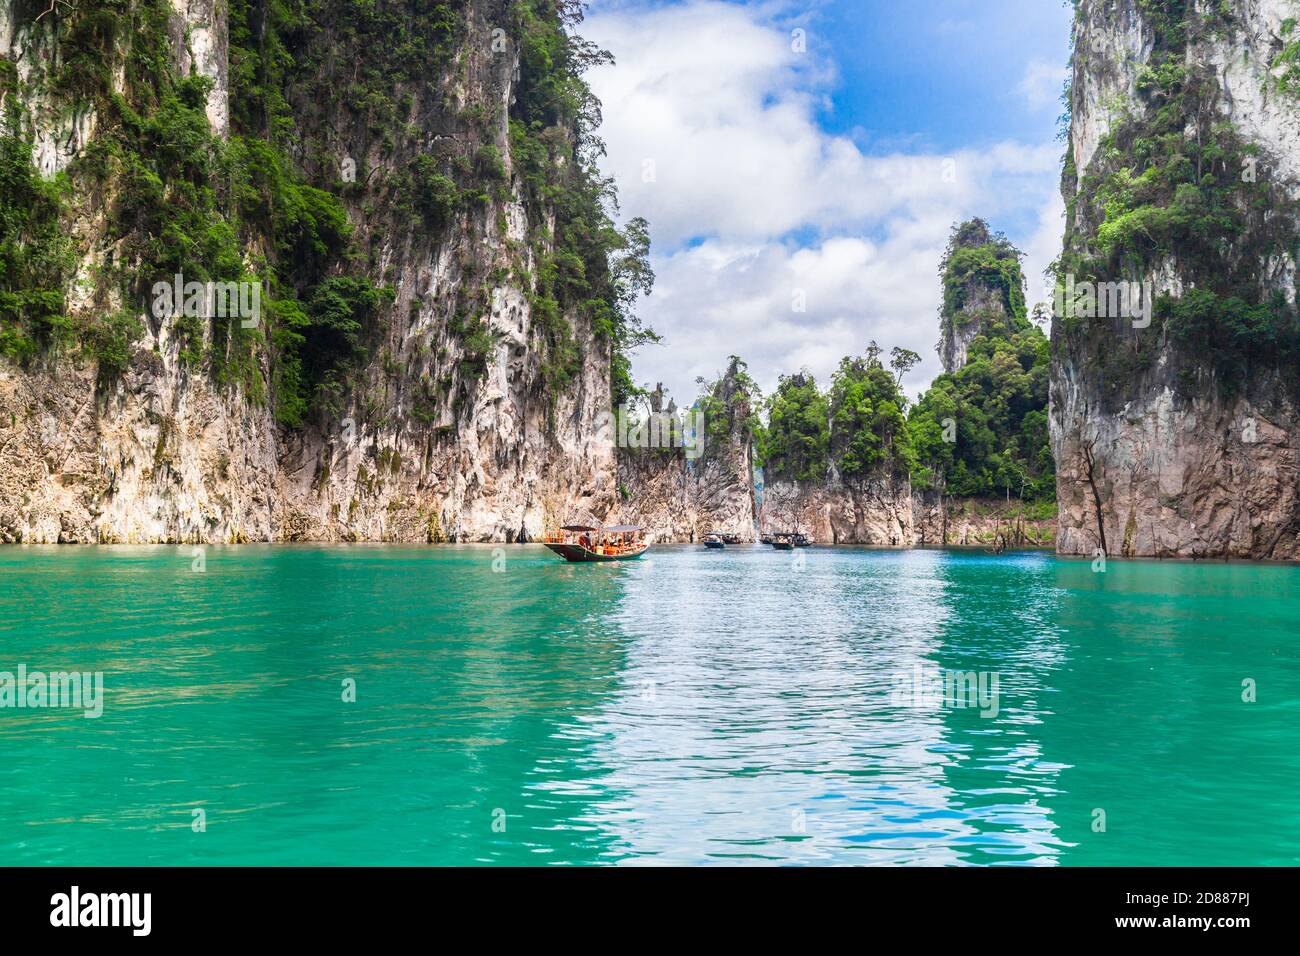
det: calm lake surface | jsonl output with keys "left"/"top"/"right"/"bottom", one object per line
{"left": 1, "top": 544, "right": 1297, "bottom": 866}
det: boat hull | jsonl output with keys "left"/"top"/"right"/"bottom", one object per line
{"left": 771, "top": 542, "right": 794, "bottom": 551}
{"left": 704, "top": 541, "right": 725, "bottom": 550}
{"left": 543, "top": 542, "right": 649, "bottom": 563}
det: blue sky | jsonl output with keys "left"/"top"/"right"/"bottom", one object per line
{"left": 806, "top": 0, "right": 1073, "bottom": 148}
{"left": 583, "top": 0, "right": 1075, "bottom": 401}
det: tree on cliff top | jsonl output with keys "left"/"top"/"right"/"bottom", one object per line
{"left": 761, "top": 372, "right": 830, "bottom": 482}
{"left": 828, "top": 346, "right": 915, "bottom": 481}
{"left": 939, "top": 218, "right": 1029, "bottom": 339}
{"left": 913, "top": 222, "right": 1053, "bottom": 501}
{"left": 761, "top": 345, "right": 920, "bottom": 484}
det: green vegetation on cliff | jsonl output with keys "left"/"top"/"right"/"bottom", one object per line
{"left": 941, "top": 218, "right": 1027, "bottom": 333}
{"left": 1, "top": 0, "right": 653, "bottom": 428}
{"left": 761, "top": 373, "right": 829, "bottom": 482}
{"left": 695, "top": 356, "right": 762, "bottom": 465}
{"left": 1061, "top": 0, "right": 1300, "bottom": 402}
{"left": 0, "top": 133, "right": 73, "bottom": 363}
{"left": 914, "top": 221, "right": 1053, "bottom": 500}
{"left": 506, "top": 1, "right": 658, "bottom": 405}
{"left": 756, "top": 220, "right": 1054, "bottom": 502}
{"left": 909, "top": 330, "right": 1053, "bottom": 501}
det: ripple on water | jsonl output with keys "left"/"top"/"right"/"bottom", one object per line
{"left": 0, "top": 544, "right": 1297, "bottom": 864}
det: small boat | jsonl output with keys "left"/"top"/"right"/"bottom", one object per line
{"left": 543, "top": 524, "right": 649, "bottom": 563}
{"left": 703, "top": 533, "right": 726, "bottom": 550}
{"left": 770, "top": 532, "right": 795, "bottom": 551}
{"left": 721, "top": 533, "right": 743, "bottom": 545}
{"left": 792, "top": 533, "right": 812, "bottom": 548}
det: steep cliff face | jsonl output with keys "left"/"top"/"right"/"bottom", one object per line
{"left": 616, "top": 362, "right": 760, "bottom": 541}
{"left": 759, "top": 476, "right": 913, "bottom": 546}
{"left": 936, "top": 219, "right": 1026, "bottom": 374}
{"left": 0, "top": 1, "right": 627, "bottom": 543}
{"left": 911, "top": 494, "right": 1056, "bottom": 548}
{"left": 1052, "top": 0, "right": 1300, "bottom": 559}
{"left": 617, "top": 451, "right": 757, "bottom": 543}
{"left": 755, "top": 486, "right": 1055, "bottom": 548}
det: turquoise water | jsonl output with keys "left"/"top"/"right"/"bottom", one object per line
{"left": 1, "top": 544, "right": 1297, "bottom": 866}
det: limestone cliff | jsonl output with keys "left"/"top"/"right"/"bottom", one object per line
{"left": 754, "top": 484, "right": 1054, "bottom": 549}
{"left": 758, "top": 476, "right": 913, "bottom": 546}
{"left": 1052, "top": 0, "right": 1300, "bottom": 559}
{"left": 911, "top": 495, "right": 1055, "bottom": 549}
{"left": 0, "top": 1, "right": 631, "bottom": 543}
{"left": 616, "top": 361, "right": 760, "bottom": 541}
{"left": 936, "top": 219, "right": 1027, "bottom": 374}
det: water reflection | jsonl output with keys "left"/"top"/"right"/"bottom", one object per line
{"left": 927, "top": 552, "right": 1071, "bottom": 865}
{"left": 573, "top": 547, "right": 1074, "bottom": 864}
{"left": 2, "top": 545, "right": 1297, "bottom": 865}
{"left": 0, "top": 545, "right": 634, "bottom": 865}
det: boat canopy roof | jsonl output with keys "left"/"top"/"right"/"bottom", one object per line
{"left": 560, "top": 524, "right": 600, "bottom": 532}
{"left": 605, "top": 524, "right": 642, "bottom": 532}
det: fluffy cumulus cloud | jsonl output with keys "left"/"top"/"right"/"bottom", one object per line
{"left": 583, "top": 0, "right": 1065, "bottom": 403}
{"left": 1018, "top": 59, "right": 1071, "bottom": 113}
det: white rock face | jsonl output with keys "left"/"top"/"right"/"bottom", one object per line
{"left": 618, "top": 451, "right": 759, "bottom": 544}
{"left": 1069, "top": 0, "right": 1153, "bottom": 175}
{"left": 752, "top": 482, "right": 1053, "bottom": 548}
{"left": 4, "top": 9, "right": 98, "bottom": 176}
{"left": 176, "top": 0, "right": 229, "bottom": 136}
{"left": 0, "top": 2, "right": 618, "bottom": 543}
{"left": 1051, "top": 0, "right": 1300, "bottom": 560}
{"left": 939, "top": 283, "right": 1007, "bottom": 374}
{"left": 760, "top": 478, "right": 914, "bottom": 546}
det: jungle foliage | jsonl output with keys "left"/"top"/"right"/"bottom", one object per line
{"left": 757, "top": 222, "right": 1054, "bottom": 502}
{"left": 1062, "top": 0, "right": 1300, "bottom": 402}
{"left": 1, "top": 0, "right": 654, "bottom": 429}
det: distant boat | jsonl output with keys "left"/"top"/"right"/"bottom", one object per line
{"left": 543, "top": 524, "right": 649, "bottom": 562}
{"left": 703, "top": 533, "right": 726, "bottom": 550}
{"left": 768, "top": 531, "right": 811, "bottom": 551}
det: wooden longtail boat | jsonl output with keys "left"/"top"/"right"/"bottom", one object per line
{"left": 543, "top": 524, "right": 649, "bottom": 562}
{"left": 703, "top": 533, "right": 726, "bottom": 550}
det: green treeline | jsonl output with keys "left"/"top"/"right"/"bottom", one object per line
{"left": 758, "top": 219, "right": 1055, "bottom": 502}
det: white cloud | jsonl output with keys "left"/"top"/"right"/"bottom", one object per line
{"left": 1022, "top": 189, "right": 1067, "bottom": 312}
{"left": 1017, "top": 59, "right": 1070, "bottom": 113}
{"left": 583, "top": 1, "right": 1065, "bottom": 405}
